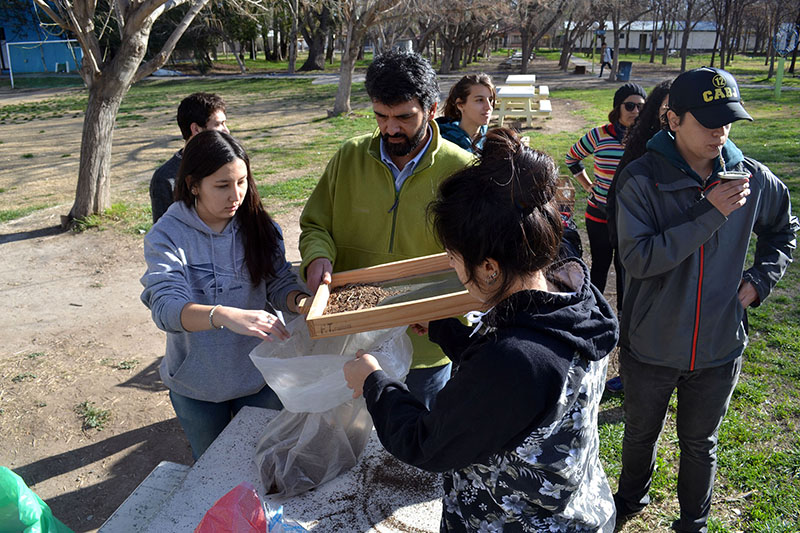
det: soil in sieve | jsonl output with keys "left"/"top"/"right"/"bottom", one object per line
{"left": 325, "top": 283, "right": 403, "bottom": 314}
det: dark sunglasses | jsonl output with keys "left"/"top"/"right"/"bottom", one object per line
{"left": 623, "top": 102, "right": 644, "bottom": 112}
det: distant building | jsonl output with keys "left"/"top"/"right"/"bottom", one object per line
{"left": 1, "top": 3, "right": 83, "bottom": 74}
{"left": 570, "top": 21, "right": 756, "bottom": 53}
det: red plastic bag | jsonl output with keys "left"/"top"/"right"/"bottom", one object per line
{"left": 194, "top": 482, "right": 266, "bottom": 533}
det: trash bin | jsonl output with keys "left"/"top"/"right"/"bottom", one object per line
{"left": 617, "top": 61, "right": 633, "bottom": 81}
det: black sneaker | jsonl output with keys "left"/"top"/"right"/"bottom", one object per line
{"left": 613, "top": 494, "right": 645, "bottom": 524}
{"left": 671, "top": 519, "right": 705, "bottom": 533}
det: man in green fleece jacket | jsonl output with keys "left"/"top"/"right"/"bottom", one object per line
{"left": 299, "top": 50, "right": 472, "bottom": 409}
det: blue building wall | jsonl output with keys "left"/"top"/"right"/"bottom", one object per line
{"left": 1, "top": 4, "right": 83, "bottom": 73}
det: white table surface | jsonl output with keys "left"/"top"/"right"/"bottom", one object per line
{"left": 505, "top": 74, "right": 537, "bottom": 84}
{"left": 103, "top": 406, "right": 443, "bottom": 532}
{"left": 497, "top": 85, "right": 536, "bottom": 98}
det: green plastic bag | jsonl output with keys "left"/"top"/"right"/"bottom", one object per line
{"left": 0, "top": 467, "right": 73, "bottom": 533}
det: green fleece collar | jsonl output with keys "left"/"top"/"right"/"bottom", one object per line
{"left": 646, "top": 130, "right": 744, "bottom": 184}
{"left": 367, "top": 119, "right": 444, "bottom": 175}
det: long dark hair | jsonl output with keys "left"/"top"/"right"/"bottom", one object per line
{"left": 607, "top": 79, "right": 673, "bottom": 249}
{"left": 442, "top": 74, "right": 496, "bottom": 121}
{"left": 175, "top": 130, "right": 278, "bottom": 284}
{"left": 429, "top": 128, "right": 563, "bottom": 306}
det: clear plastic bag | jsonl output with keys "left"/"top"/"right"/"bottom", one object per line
{"left": 249, "top": 316, "right": 412, "bottom": 413}
{"left": 249, "top": 317, "right": 413, "bottom": 498}
{"left": 265, "top": 504, "right": 307, "bottom": 532}
{"left": 255, "top": 399, "right": 373, "bottom": 498}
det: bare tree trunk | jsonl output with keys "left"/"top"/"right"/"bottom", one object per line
{"left": 710, "top": 31, "right": 719, "bottom": 67}
{"left": 767, "top": 39, "right": 776, "bottom": 78}
{"left": 287, "top": 0, "right": 299, "bottom": 74}
{"left": 332, "top": 21, "right": 362, "bottom": 116}
{"left": 649, "top": 10, "right": 658, "bottom": 63}
{"left": 520, "top": 29, "right": 532, "bottom": 73}
{"left": 273, "top": 18, "right": 283, "bottom": 61}
{"left": 718, "top": 0, "right": 730, "bottom": 69}
{"left": 661, "top": 16, "right": 674, "bottom": 65}
{"left": 326, "top": 27, "right": 335, "bottom": 64}
{"left": 452, "top": 44, "right": 462, "bottom": 71}
{"left": 299, "top": 4, "right": 332, "bottom": 71}
{"left": 70, "top": 87, "right": 122, "bottom": 221}
{"left": 439, "top": 41, "right": 454, "bottom": 74}
{"left": 262, "top": 22, "right": 272, "bottom": 61}
{"left": 333, "top": 55, "right": 356, "bottom": 115}
{"left": 226, "top": 39, "right": 247, "bottom": 72}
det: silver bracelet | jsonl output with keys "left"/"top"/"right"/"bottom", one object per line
{"left": 209, "top": 304, "right": 224, "bottom": 330}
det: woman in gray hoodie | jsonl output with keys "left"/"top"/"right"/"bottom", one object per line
{"left": 141, "top": 130, "right": 309, "bottom": 459}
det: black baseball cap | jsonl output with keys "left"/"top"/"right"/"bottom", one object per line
{"left": 669, "top": 67, "right": 753, "bottom": 129}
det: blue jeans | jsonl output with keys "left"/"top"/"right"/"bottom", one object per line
{"left": 404, "top": 363, "right": 452, "bottom": 410}
{"left": 615, "top": 349, "right": 741, "bottom": 532}
{"left": 170, "top": 386, "right": 283, "bottom": 460}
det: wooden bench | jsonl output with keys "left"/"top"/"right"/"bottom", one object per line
{"left": 538, "top": 85, "right": 549, "bottom": 98}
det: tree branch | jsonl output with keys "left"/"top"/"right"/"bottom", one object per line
{"left": 34, "top": 0, "right": 103, "bottom": 76}
{"left": 134, "top": 0, "right": 213, "bottom": 82}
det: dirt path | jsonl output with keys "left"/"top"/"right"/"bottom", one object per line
{"left": 0, "top": 56, "right": 641, "bottom": 531}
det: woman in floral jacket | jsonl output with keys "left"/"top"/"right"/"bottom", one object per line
{"left": 345, "top": 128, "right": 618, "bottom": 532}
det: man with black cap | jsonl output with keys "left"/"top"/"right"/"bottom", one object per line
{"left": 613, "top": 67, "right": 798, "bottom": 532}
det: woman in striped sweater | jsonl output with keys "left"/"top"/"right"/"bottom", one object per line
{"left": 566, "top": 83, "right": 647, "bottom": 293}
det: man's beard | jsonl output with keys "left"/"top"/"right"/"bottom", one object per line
{"left": 382, "top": 122, "right": 427, "bottom": 157}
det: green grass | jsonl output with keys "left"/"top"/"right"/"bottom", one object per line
{"left": 212, "top": 51, "right": 375, "bottom": 74}
{"left": 0, "top": 205, "right": 52, "bottom": 222}
{"left": 11, "top": 372, "right": 36, "bottom": 383}
{"left": 0, "top": 73, "right": 85, "bottom": 90}
{"left": 73, "top": 202, "right": 152, "bottom": 234}
{"left": 74, "top": 401, "right": 111, "bottom": 431}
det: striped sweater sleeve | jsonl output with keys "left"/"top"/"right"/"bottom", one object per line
{"left": 566, "top": 125, "right": 624, "bottom": 213}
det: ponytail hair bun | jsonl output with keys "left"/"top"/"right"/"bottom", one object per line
{"left": 478, "top": 128, "right": 558, "bottom": 216}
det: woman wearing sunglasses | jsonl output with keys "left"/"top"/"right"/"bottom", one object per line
{"left": 565, "top": 83, "right": 647, "bottom": 294}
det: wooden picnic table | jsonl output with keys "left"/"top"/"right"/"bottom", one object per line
{"left": 494, "top": 85, "right": 552, "bottom": 128}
